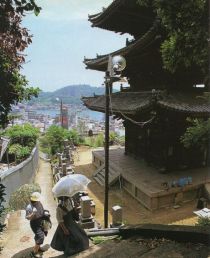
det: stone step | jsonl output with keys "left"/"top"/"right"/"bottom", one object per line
{"left": 94, "top": 173, "right": 120, "bottom": 187}
{"left": 94, "top": 176, "right": 104, "bottom": 186}
{"left": 93, "top": 162, "right": 120, "bottom": 187}
{"left": 96, "top": 173, "right": 105, "bottom": 182}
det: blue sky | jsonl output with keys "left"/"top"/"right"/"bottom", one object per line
{"left": 22, "top": 0, "right": 130, "bottom": 92}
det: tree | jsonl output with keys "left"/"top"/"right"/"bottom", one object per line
{"left": 7, "top": 113, "right": 22, "bottom": 125}
{"left": 3, "top": 123, "right": 39, "bottom": 146}
{"left": 181, "top": 118, "right": 210, "bottom": 150}
{"left": 137, "top": 0, "right": 207, "bottom": 81}
{"left": 0, "top": 0, "right": 41, "bottom": 127}
{"left": 180, "top": 118, "right": 210, "bottom": 165}
{"left": 1, "top": 123, "right": 39, "bottom": 163}
{"left": 137, "top": 1, "right": 209, "bottom": 165}
{"left": 39, "top": 125, "right": 80, "bottom": 156}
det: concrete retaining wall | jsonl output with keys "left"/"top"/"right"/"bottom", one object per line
{"left": 119, "top": 224, "right": 210, "bottom": 245}
{"left": 0, "top": 147, "right": 39, "bottom": 207}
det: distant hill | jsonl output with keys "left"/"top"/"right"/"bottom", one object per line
{"left": 29, "top": 84, "right": 115, "bottom": 105}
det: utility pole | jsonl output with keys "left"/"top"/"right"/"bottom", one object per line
{"left": 104, "top": 55, "right": 126, "bottom": 228}
{"left": 208, "top": 0, "right": 210, "bottom": 91}
{"left": 207, "top": 0, "right": 210, "bottom": 166}
{"left": 104, "top": 71, "right": 110, "bottom": 228}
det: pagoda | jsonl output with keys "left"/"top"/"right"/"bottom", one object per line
{"left": 82, "top": 0, "right": 209, "bottom": 210}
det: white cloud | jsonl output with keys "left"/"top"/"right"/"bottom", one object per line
{"left": 36, "top": 0, "right": 112, "bottom": 22}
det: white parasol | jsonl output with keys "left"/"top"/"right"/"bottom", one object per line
{"left": 52, "top": 174, "right": 91, "bottom": 198}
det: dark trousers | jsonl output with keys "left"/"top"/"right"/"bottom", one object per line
{"left": 30, "top": 218, "right": 45, "bottom": 245}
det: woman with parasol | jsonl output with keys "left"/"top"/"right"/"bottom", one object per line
{"left": 51, "top": 174, "right": 90, "bottom": 256}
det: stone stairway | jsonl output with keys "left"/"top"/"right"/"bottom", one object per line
{"left": 93, "top": 163, "right": 120, "bottom": 186}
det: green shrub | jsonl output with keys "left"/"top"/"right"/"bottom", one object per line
{"left": 39, "top": 125, "right": 81, "bottom": 156}
{"left": 8, "top": 144, "right": 31, "bottom": 163}
{"left": 90, "top": 236, "right": 110, "bottom": 245}
{"left": 84, "top": 133, "right": 104, "bottom": 148}
{"left": 9, "top": 183, "right": 41, "bottom": 211}
{"left": 4, "top": 123, "right": 39, "bottom": 147}
{"left": 95, "top": 133, "right": 104, "bottom": 147}
{"left": 181, "top": 118, "right": 210, "bottom": 150}
{"left": 196, "top": 216, "right": 210, "bottom": 227}
{"left": 1, "top": 123, "right": 39, "bottom": 163}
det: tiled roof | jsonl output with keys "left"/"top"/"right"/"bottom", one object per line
{"left": 158, "top": 93, "right": 210, "bottom": 116}
{"left": 88, "top": 0, "right": 154, "bottom": 37}
{"left": 82, "top": 92, "right": 152, "bottom": 114}
{"left": 84, "top": 24, "right": 159, "bottom": 72}
{"left": 82, "top": 91, "right": 210, "bottom": 116}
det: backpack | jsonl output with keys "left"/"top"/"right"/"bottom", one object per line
{"left": 41, "top": 210, "right": 52, "bottom": 231}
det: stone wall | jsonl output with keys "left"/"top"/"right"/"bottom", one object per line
{"left": 0, "top": 146, "right": 39, "bottom": 207}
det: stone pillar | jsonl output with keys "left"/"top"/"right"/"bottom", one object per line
{"left": 80, "top": 195, "right": 95, "bottom": 229}
{"left": 62, "top": 163, "right": 67, "bottom": 176}
{"left": 90, "top": 200, "right": 96, "bottom": 216}
{"left": 63, "top": 139, "right": 69, "bottom": 148}
{"left": 81, "top": 196, "right": 92, "bottom": 218}
{"left": 58, "top": 153, "right": 62, "bottom": 167}
{"left": 61, "top": 157, "right": 67, "bottom": 165}
{"left": 111, "top": 205, "right": 122, "bottom": 227}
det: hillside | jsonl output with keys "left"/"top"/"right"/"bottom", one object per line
{"left": 29, "top": 84, "right": 112, "bottom": 105}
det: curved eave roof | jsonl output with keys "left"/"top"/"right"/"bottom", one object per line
{"left": 84, "top": 24, "right": 159, "bottom": 72}
{"left": 82, "top": 92, "right": 151, "bottom": 115}
{"left": 88, "top": 0, "right": 154, "bottom": 37}
{"left": 82, "top": 92, "right": 210, "bottom": 117}
{"left": 158, "top": 93, "right": 210, "bottom": 116}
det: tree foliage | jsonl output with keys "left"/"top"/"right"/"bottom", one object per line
{"left": 84, "top": 131, "right": 124, "bottom": 147}
{"left": 0, "top": 0, "right": 41, "bottom": 127}
{"left": 137, "top": 0, "right": 207, "bottom": 80}
{"left": 39, "top": 125, "right": 80, "bottom": 156}
{"left": 8, "top": 143, "right": 31, "bottom": 162}
{"left": 196, "top": 216, "right": 210, "bottom": 227}
{"left": 180, "top": 118, "right": 210, "bottom": 150}
{"left": 9, "top": 183, "right": 41, "bottom": 211}
{"left": 3, "top": 123, "right": 39, "bottom": 146}
{"left": 1, "top": 123, "right": 39, "bottom": 163}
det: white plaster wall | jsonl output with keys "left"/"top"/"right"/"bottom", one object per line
{"left": 0, "top": 147, "right": 39, "bottom": 207}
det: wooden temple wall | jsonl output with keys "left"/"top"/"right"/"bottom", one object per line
{"left": 125, "top": 113, "right": 207, "bottom": 171}
{"left": 124, "top": 121, "right": 146, "bottom": 158}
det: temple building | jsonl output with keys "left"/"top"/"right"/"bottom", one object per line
{"left": 82, "top": 0, "right": 209, "bottom": 210}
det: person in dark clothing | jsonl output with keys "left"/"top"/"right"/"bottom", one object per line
{"left": 25, "top": 192, "right": 46, "bottom": 258}
{"left": 51, "top": 196, "right": 89, "bottom": 257}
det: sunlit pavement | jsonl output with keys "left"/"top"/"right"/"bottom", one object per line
{"left": 0, "top": 159, "right": 64, "bottom": 258}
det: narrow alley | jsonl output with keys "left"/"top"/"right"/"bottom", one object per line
{"left": 0, "top": 159, "right": 64, "bottom": 258}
